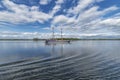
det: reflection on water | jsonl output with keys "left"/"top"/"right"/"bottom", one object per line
{"left": 0, "top": 40, "right": 120, "bottom": 80}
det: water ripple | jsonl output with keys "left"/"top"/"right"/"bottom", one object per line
{"left": 0, "top": 52, "right": 120, "bottom": 80}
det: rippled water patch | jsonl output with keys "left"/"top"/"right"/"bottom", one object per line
{"left": 0, "top": 52, "right": 120, "bottom": 80}
{"left": 0, "top": 40, "right": 120, "bottom": 80}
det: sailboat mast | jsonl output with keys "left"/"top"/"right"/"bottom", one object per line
{"left": 61, "top": 28, "right": 63, "bottom": 40}
{"left": 52, "top": 27, "right": 55, "bottom": 40}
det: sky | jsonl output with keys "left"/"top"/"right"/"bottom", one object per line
{"left": 0, "top": 0, "right": 120, "bottom": 39}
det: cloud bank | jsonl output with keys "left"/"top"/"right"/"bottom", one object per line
{"left": 0, "top": 0, "right": 120, "bottom": 38}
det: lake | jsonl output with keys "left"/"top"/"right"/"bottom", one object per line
{"left": 0, "top": 40, "right": 120, "bottom": 80}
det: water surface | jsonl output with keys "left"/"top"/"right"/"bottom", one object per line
{"left": 0, "top": 40, "right": 120, "bottom": 80}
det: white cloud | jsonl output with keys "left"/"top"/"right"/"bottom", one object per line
{"left": 50, "top": 0, "right": 64, "bottom": 16}
{"left": 0, "top": 0, "right": 52, "bottom": 24}
{"left": 39, "top": 0, "right": 51, "bottom": 5}
{"left": 100, "top": 18, "right": 120, "bottom": 26}
{"left": 76, "top": 6, "right": 118, "bottom": 23}
{"left": 96, "top": 0, "right": 104, "bottom": 2}
{"left": 52, "top": 4, "right": 118, "bottom": 33}
{"left": 67, "top": 0, "right": 105, "bottom": 17}
{"left": 64, "top": 5, "right": 118, "bottom": 33}
{"left": 0, "top": 32, "right": 48, "bottom": 39}
{"left": 0, "top": 31, "right": 120, "bottom": 39}
{"left": 52, "top": 15, "right": 76, "bottom": 25}
{"left": 68, "top": 0, "right": 95, "bottom": 15}
{"left": 56, "top": 0, "right": 64, "bottom": 4}
{"left": 0, "top": 0, "right": 65, "bottom": 26}
{"left": 0, "top": 0, "right": 120, "bottom": 38}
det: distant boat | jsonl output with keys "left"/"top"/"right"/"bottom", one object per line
{"left": 45, "top": 27, "right": 70, "bottom": 44}
{"left": 45, "top": 39, "right": 70, "bottom": 44}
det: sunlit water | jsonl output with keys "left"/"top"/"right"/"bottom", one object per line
{"left": 0, "top": 40, "right": 120, "bottom": 80}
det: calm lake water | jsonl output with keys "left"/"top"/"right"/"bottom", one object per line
{"left": 0, "top": 40, "right": 120, "bottom": 80}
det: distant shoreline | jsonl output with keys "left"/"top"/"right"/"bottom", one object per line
{"left": 0, "top": 38, "right": 120, "bottom": 41}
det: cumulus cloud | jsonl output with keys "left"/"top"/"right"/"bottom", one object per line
{"left": 0, "top": 0, "right": 65, "bottom": 24}
{"left": 74, "top": 6, "right": 118, "bottom": 29}
{"left": 0, "top": 32, "right": 49, "bottom": 39}
{"left": 50, "top": 0, "right": 64, "bottom": 16}
{"left": 68, "top": 0, "right": 95, "bottom": 15}
{"left": 56, "top": 0, "right": 64, "bottom": 4}
{"left": 0, "top": 0, "right": 120, "bottom": 39}
{"left": 52, "top": 15, "right": 76, "bottom": 25}
{"left": 52, "top": 4, "right": 118, "bottom": 33}
{"left": 0, "top": 0, "right": 52, "bottom": 24}
{"left": 39, "top": 0, "right": 51, "bottom": 5}
{"left": 0, "top": 31, "right": 120, "bottom": 39}
{"left": 100, "top": 18, "right": 120, "bottom": 26}
{"left": 57, "top": 1, "right": 119, "bottom": 34}
{"left": 0, "top": 31, "right": 75, "bottom": 39}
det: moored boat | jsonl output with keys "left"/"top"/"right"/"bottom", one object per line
{"left": 45, "top": 27, "right": 70, "bottom": 44}
{"left": 45, "top": 39, "right": 70, "bottom": 44}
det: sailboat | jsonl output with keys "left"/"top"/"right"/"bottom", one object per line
{"left": 45, "top": 27, "right": 70, "bottom": 44}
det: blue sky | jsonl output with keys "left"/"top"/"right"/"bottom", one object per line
{"left": 0, "top": 0, "right": 120, "bottom": 39}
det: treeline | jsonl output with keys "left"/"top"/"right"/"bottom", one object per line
{"left": 0, "top": 39, "right": 45, "bottom": 41}
{"left": 0, "top": 38, "right": 120, "bottom": 41}
{"left": 54, "top": 38, "right": 80, "bottom": 40}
